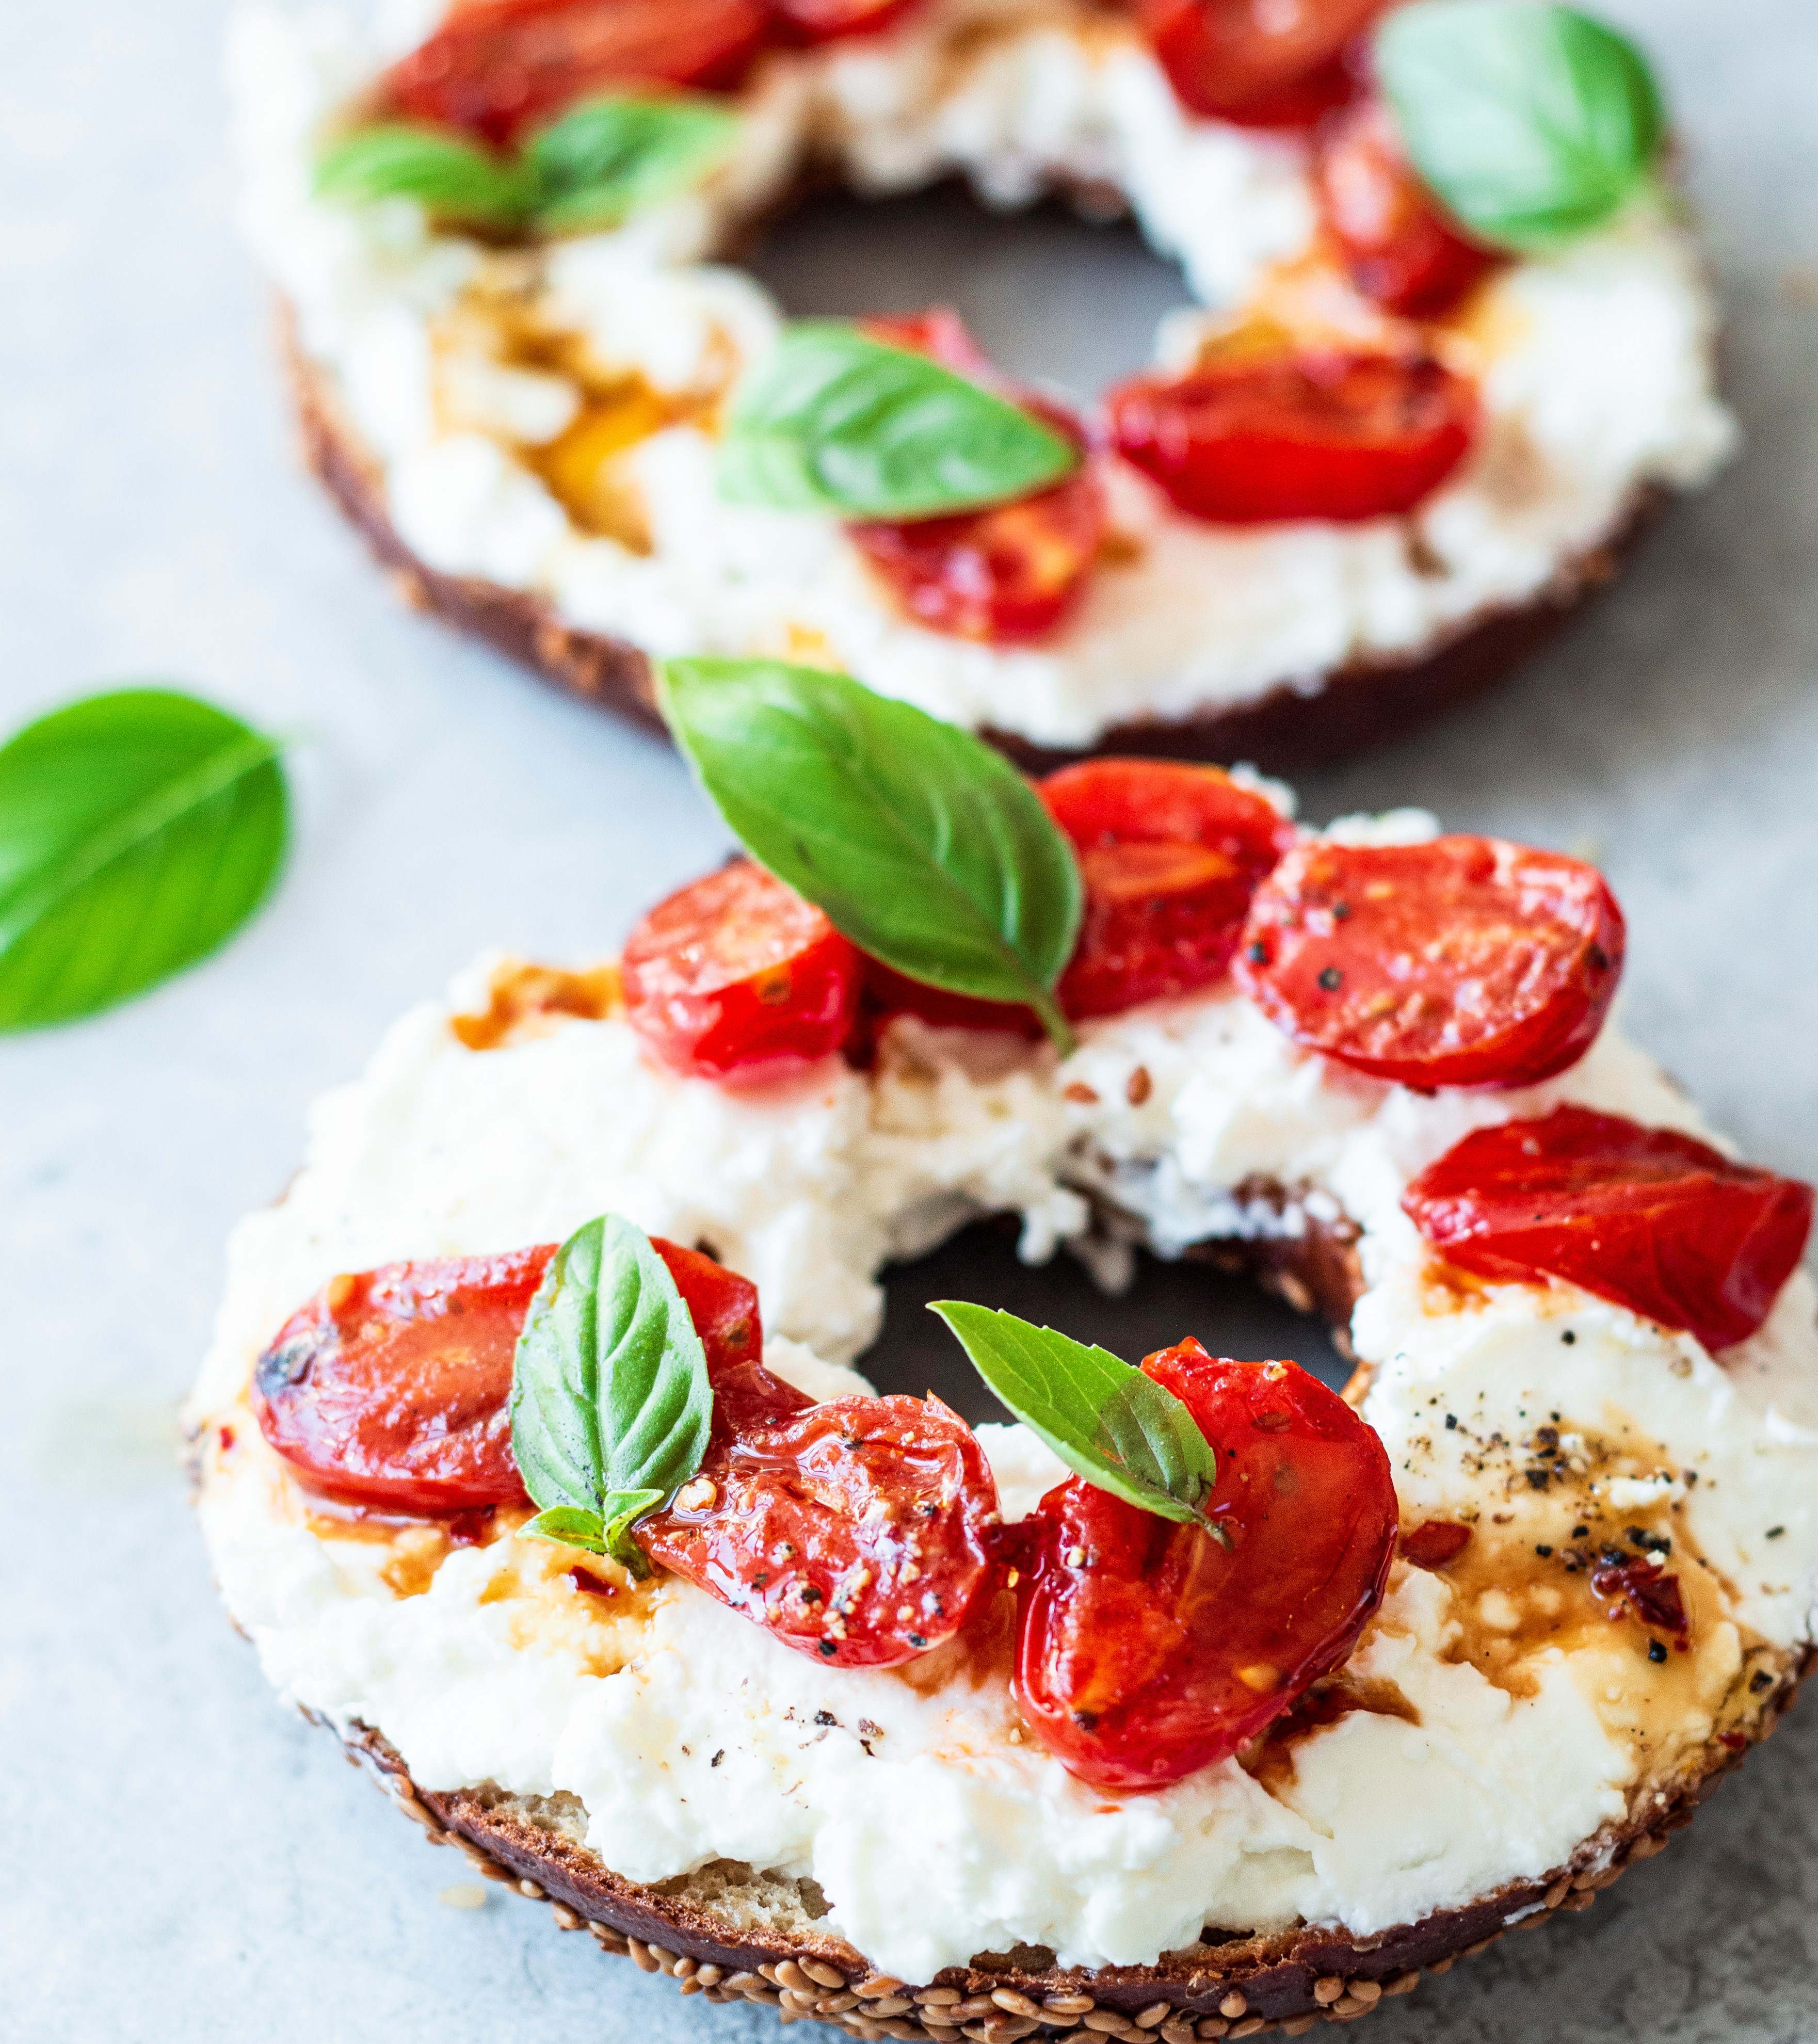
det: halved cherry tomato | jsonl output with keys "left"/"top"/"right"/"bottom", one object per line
{"left": 622, "top": 859, "right": 862, "bottom": 1085}
{"left": 1235, "top": 835, "right": 1626, "bottom": 1089}
{"left": 1015, "top": 1340, "right": 1396, "bottom": 1792}
{"left": 1041, "top": 760, "right": 1297, "bottom": 1018}
{"left": 1107, "top": 343, "right": 1477, "bottom": 524}
{"left": 859, "top": 957, "right": 1042, "bottom": 1042}
{"left": 767, "top": 0, "right": 921, "bottom": 45}
{"left": 1403, "top": 1106, "right": 1815, "bottom": 1350}
{"left": 383, "top": 0, "right": 768, "bottom": 146}
{"left": 640, "top": 1390, "right": 1002, "bottom": 1666}
{"left": 252, "top": 1237, "right": 761, "bottom": 1514}
{"left": 1315, "top": 98, "right": 1500, "bottom": 316}
{"left": 1138, "top": 0, "right": 1385, "bottom": 127}
{"left": 846, "top": 310, "right": 1105, "bottom": 645}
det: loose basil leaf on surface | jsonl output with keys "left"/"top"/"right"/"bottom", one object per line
{"left": 716, "top": 322, "right": 1079, "bottom": 520}
{"left": 661, "top": 657, "right": 1083, "bottom": 1053}
{"left": 527, "top": 93, "right": 742, "bottom": 233}
{"left": 0, "top": 687, "right": 288, "bottom": 1032}
{"left": 1376, "top": 2, "right": 1665, "bottom": 252}
{"left": 929, "top": 1302, "right": 1222, "bottom": 1530}
{"left": 314, "top": 122, "right": 538, "bottom": 225}
{"left": 509, "top": 1214, "right": 714, "bottom": 1575}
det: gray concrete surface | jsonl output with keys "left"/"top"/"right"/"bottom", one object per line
{"left": 1, "top": 2, "right": 1814, "bottom": 2037}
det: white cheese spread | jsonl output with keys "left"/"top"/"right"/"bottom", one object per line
{"left": 228, "top": 0, "right": 1735, "bottom": 749}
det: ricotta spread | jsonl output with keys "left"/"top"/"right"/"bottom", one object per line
{"left": 228, "top": 0, "right": 1735, "bottom": 749}
{"left": 191, "top": 823, "right": 1818, "bottom": 1982}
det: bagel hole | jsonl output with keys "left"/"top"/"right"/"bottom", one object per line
{"left": 873, "top": 1216, "right": 1350, "bottom": 1428}
{"left": 746, "top": 182, "right": 1196, "bottom": 401}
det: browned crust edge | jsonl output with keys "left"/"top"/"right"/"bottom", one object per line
{"left": 283, "top": 316, "right": 1661, "bottom": 776}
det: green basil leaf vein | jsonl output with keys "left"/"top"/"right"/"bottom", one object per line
{"left": 314, "top": 123, "right": 538, "bottom": 226}
{"left": 661, "top": 657, "right": 1083, "bottom": 1053}
{"left": 717, "top": 322, "right": 1079, "bottom": 520}
{"left": 509, "top": 1214, "right": 714, "bottom": 1575}
{"left": 1376, "top": 1, "right": 1665, "bottom": 253}
{"left": 929, "top": 1302, "right": 1221, "bottom": 1529}
{"left": 527, "top": 94, "right": 742, "bottom": 233}
{"left": 0, "top": 687, "right": 288, "bottom": 1032}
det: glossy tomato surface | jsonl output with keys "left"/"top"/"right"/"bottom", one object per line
{"left": 383, "top": 0, "right": 767, "bottom": 144}
{"left": 1107, "top": 344, "right": 1477, "bottom": 524}
{"left": 641, "top": 1390, "right": 1002, "bottom": 1665}
{"left": 1015, "top": 1340, "right": 1396, "bottom": 1792}
{"left": 1139, "top": 0, "right": 1385, "bottom": 126}
{"left": 622, "top": 859, "right": 862, "bottom": 1085}
{"left": 1041, "top": 760, "right": 1297, "bottom": 1018}
{"left": 767, "top": 0, "right": 922, "bottom": 43}
{"left": 251, "top": 1237, "right": 761, "bottom": 1513}
{"left": 1315, "top": 98, "right": 1500, "bottom": 316}
{"left": 858, "top": 957, "right": 1043, "bottom": 1043}
{"left": 1236, "top": 835, "right": 1626, "bottom": 1089}
{"left": 1403, "top": 1106, "right": 1815, "bottom": 1351}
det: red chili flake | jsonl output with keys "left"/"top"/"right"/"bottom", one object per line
{"left": 567, "top": 1566, "right": 618, "bottom": 1599}
{"left": 1401, "top": 1520, "right": 1472, "bottom": 1570}
{"left": 1720, "top": 1732, "right": 1748, "bottom": 1751}
{"left": 217, "top": 1424, "right": 236, "bottom": 1453}
{"left": 1591, "top": 1556, "right": 1688, "bottom": 1640}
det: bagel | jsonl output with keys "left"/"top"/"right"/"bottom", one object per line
{"left": 231, "top": 0, "right": 1732, "bottom": 768}
{"left": 189, "top": 778, "right": 1817, "bottom": 2035}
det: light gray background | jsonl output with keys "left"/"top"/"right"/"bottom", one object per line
{"left": 3, "top": 2, "right": 1815, "bottom": 2038}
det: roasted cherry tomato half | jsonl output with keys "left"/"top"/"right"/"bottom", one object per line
{"left": 1138, "top": 0, "right": 1385, "bottom": 127}
{"left": 252, "top": 1237, "right": 762, "bottom": 1514}
{"left": 1403, "top": 1106, "right": 1815, "bottom": 1351}
{"left": 1236, "top": 835, "right": 1626, "bottom": 1089}
{"left": 1041, "top": 760, "right": 1296, "bottom": 1018}
{"left": 383, "top": 0, "right": 768, "bottom": 146}
{"left": 1015, "top": 1340, "right": 1396, "bottom": 1792}
{"left": 641, "top": 1390, "right": 1002, "bottom": 1666}
{"left": 1314, "top": 97, "right": 1501, "bottom": 316}
{"left": 622, "top": 859, "right": 862, "bottom": 1085}
{"left": 847, "top": 309, "right": 1105, "bottom": 645}
{"left": 767, "top": 0, "right": 921, "bottom": 44}
{"left": 1107, "top": 342, "right": 1477, "bottom": 524}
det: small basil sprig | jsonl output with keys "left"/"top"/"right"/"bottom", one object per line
{"left": 0, "top": 687, "right": 288, "bottom": 1031}
{"left": 1376, "top": 2, "right": 1665, "bottom": 253}
{"left": 509, "top": 1214, "right": 715, "bottom": 1575}
{"left": 314, "top": 93, "right": 739, "bottom": 235}
{"left": 717, "top": 322, "right": 1079, "bottom": 521}
{"left": 930, "top": 1302, "right": 1225, "bottom": 1538}
{"left": 661, "top": 657, "right": 1083, "bottom": 1054}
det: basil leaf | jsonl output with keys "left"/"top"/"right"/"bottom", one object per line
{"left": 930, "top": 1302, "right": 1221, "bottom": 1528}
{"left": 510, "top": 1215, "right": 714, "bottom": 1576}
{"left": 0, "top": 687, "right": 287, "bottom": 1032}
{"left": 661, "top": 658, "right": 1082, "bottom": 1053}
{"left": 1376, "top": 2, "right": 1665, "bottom": 253}
{"left": 717, "top": 322, "right": 1078, "bottom": 520}
{"left": 527, "top": 93, "right": 741, "bottom": 234}
{"left": 314, "top": 123, "right": 537, "bottom": 226}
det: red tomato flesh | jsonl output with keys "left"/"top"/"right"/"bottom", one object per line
{"left": 1015, "top": 1340, "right": 1396, "bottom": 1793}
{"left": 640, "top": 1390, "right": 1002, "bottom": 1666}
{"left": 1107, "top": 344, "right": 1477, "bottom": 524}
{"left": 859, "top": 957, "right": 1043, "bottom": 1042}
{"left": 1139, "top": 0, "right": 1386, "bottom": 127}
{"left": 622, "top": 859, "right": 862, "bottom": 1085}
{"left": 847, "top": 309, "right": 1104, "bottom": 645}
{"left": 1041, "top": 760, "right": 1297, "bottom": 1018}
{"left": 1235, "top": 835, "right": 1626, "bottom": 1089}
{"left": 1315, "top": 98, "right": 1500, "bottom": 316}
{"left": 767, "top": 0, "right": 921, "bottom": 44}
{"left": 383, "top": 0, "right": 768, "bottom": 145}
{"left": 1403, "top": 1106, "right": 1815, "bottom": 1351}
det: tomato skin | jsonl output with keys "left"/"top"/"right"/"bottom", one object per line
{"left": 1235, "top": 835, "right": 1626, "bottom": 1089}
{"left": 1041, "top": 760, "right": 1296, "bottom": 1018}
{"left": 1014, "top": 1340, "right": 1397, "bottom": 1793}
{"left": 1314, "top": 98, "right": 1500, "bottom": 316}
{"left": 383, "top": 0, "right": 768, "bottom": 146}
{"left": 860, "top": 957, "right": 1043, "bottom": 1042}
{"left": 252, "top": 1237, "right": 761, "bottom": 1513}
{"left": 641, "top": 1391, "right": 1002, "bottom": 1666}
{"left": 1403, "top": 1107, "right": 1815, "bottom": 1351}
{"left": 1107, "top": 345, "right": 1477, "bottom": 525}
{"left": 622, "top": 859, "right": 862, "bottom": 1085}
{"left": 766, "top": 0, "right": 921, "bottom": 44}
{"left": 1139, "top": 0, "right": 1385, "bottom": 127}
